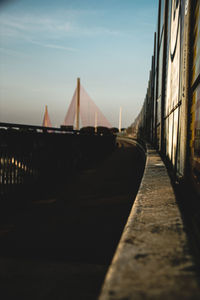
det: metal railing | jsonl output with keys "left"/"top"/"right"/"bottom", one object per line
{"left": 0, "top": 122, "right": 116, "bottom": 204}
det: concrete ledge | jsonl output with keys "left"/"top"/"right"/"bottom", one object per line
{"left": 99, "top": 144, "right": 200, "bottom": 299}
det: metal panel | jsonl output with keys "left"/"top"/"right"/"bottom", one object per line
{"left": 165, "top": 0, "right": 182, "bottom": 167}
{"left": 177, "top": 0, "right": 190, "bottom": 177}
{"left": 176, "top": 106, "right": 181, "bottom": 175}
{"left": 191, "top": 85, "right": 200, "bottom": 185}
{"left": 165, "top": 114, "right": 169, "bottom": 157}
{"left": 192, "top": 1, "right": 200, "bottom": 85}
{"left": 168, "top": 113, "right": 173, "bottom": 160}
{"left": 169, "top": 0, "right": 181, "bottom": 112}
{"left": 172, "top": 108, "right": 179, "bottom": 166}
{"left": 190, "top": 1, "right": 200, "bottom": 193}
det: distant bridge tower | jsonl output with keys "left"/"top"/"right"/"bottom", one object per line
{"left": 63, "top": 78, "right": 112, "bottom": 129}
{"left": 42, "top": 105, "right": 52, "bottom": 127}
{"left": 75, "top": 77, "right": 80, "bottom": 130}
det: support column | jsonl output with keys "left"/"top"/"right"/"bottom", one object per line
{"left": 119, "top": 107, "right": 122, "bottom": 132}
{"left": 95, "top": 112, "right": 98, "bottom": 133}
{"left": 75, "top": 77, "right": 80, "bottom": 130}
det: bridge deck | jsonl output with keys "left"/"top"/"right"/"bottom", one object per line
{"left": 0, "top": 137, "right": 145, "bottom": 300}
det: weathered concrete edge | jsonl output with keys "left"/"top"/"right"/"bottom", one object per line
{"left": 99, "top": 143, "right": 200, "bottom": 300}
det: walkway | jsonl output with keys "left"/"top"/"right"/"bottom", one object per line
{"left": 100, "top": 144, "right": 200, "bottom": 300}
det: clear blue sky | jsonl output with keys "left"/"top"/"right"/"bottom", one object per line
{"left": 0, "top": 0, "right": 158, "bottom": 128}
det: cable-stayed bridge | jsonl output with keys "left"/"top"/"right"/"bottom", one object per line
{"left": 42, "top": 78, "right": 112, "bottom": 130}
{"left": 64, "top": 78, "right": 112, "bottom": 129}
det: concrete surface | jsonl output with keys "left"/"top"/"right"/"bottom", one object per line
{"left": 99, "top": 143, "right": 200, "bottom": 300}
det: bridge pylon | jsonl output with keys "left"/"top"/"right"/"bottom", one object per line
{"left": 63, "top": 78, "right": 112, "bottom": 129}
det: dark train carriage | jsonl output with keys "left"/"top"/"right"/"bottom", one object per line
{"left": 164, "top": 0, "right": 189, "bottom": 177}
{"left": 190, "top": 0, "right": 200, "bottom": 194}
{"left": 155, "top": 0, "right": 166, "bottom": 150}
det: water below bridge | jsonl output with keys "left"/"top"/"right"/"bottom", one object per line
{"left": 0, "top": 137, "right": 145, "bottom": 300}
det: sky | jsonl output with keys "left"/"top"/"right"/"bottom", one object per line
{"left": 0, "top": 0, "right": 158, "bottom": 128}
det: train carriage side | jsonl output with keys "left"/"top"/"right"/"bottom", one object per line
{"left": 135, "top": 0, "right": 200, "bottom": 196}
{"left": 190, "top": 0, "right": 200, "bottom": 195}
{"left": 164, "top": 0, "right": 190, "bottom": 178}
